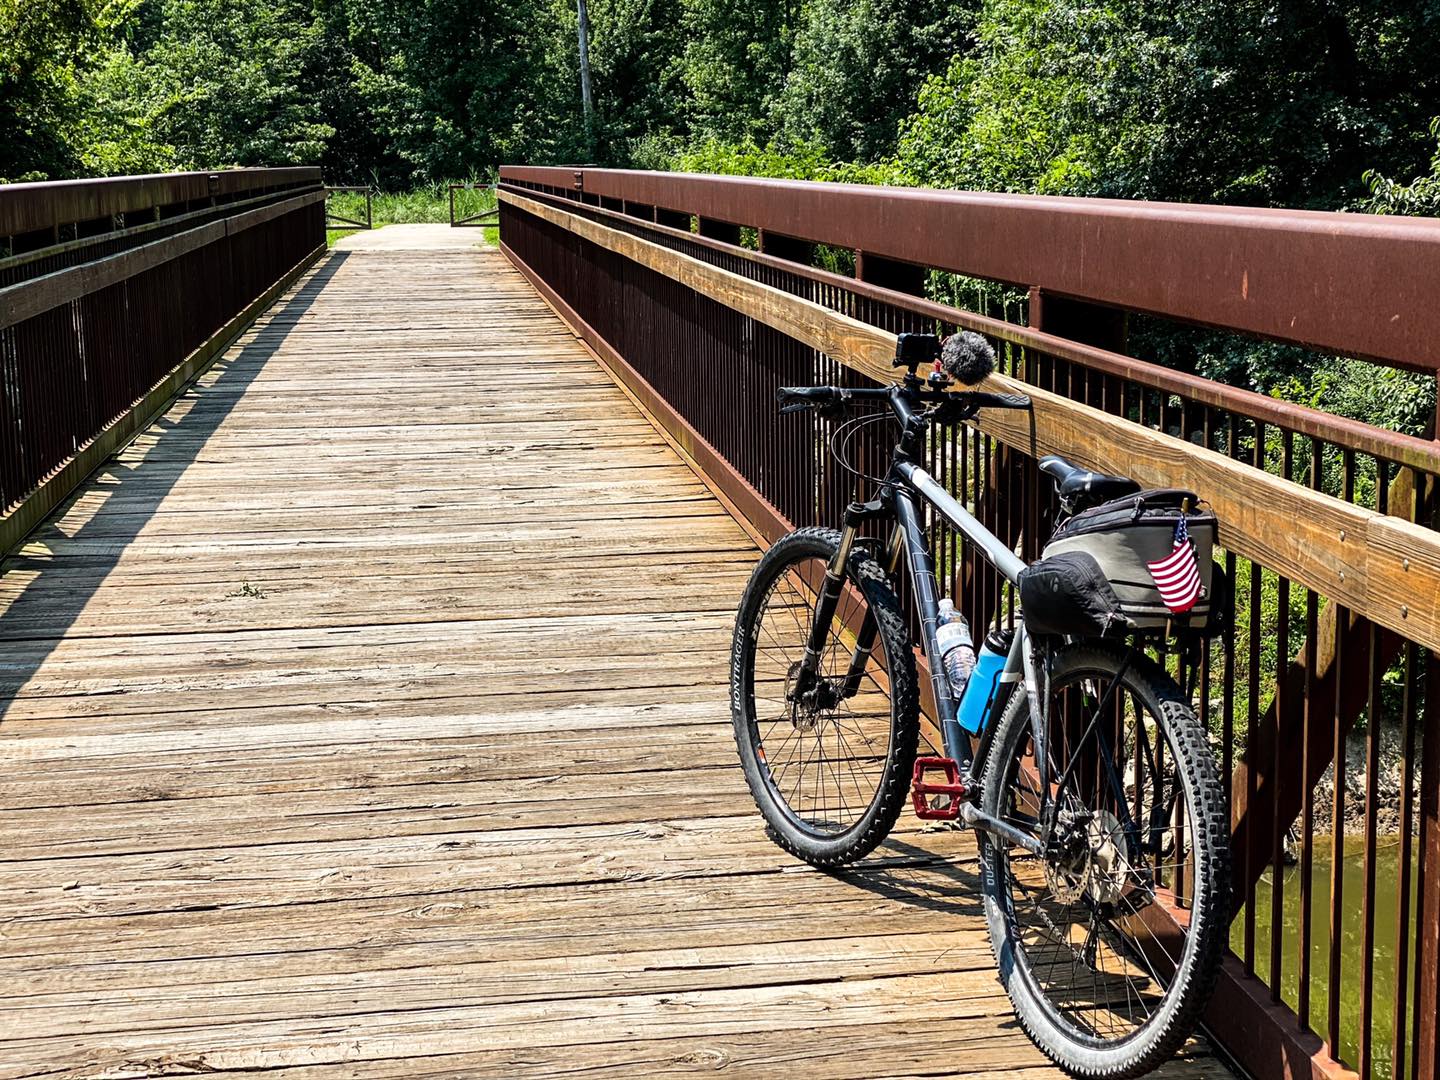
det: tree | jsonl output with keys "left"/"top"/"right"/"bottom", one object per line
{"left": 576, "top": 0, "right": 594, "bottom": 142}
{"left": 133, "top": 0, "right": 332, "bottom": 169}
{"left": 896, "top": 0, "right": 1190, "bottom": 198}
{"left": 895, "top": 0, "right": 1440, "bottom": 208}
{"left": 1365, "top": 117, "right": 1440, "bottom": 217}
{"left": 770, "top": 0, "right": 974, "bottom": 162}
{"left": 583, "top": 0, "right": 686, "bottom": 164}
{"left": 678, "top": 0, "right": 797, "bottom": 143}
{"left": 0, "top": 0, "right": 104, "bottom": 181}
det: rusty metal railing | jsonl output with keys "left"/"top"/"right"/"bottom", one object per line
{"left": 497, "top": 165, "right": 1440, "bottom": 1080}
{"left": 0, "top": 168, "right": 328, "bottom": 554}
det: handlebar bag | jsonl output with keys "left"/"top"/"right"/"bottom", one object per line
{"left": 1040, "top": 489, "right": 1219, "bottom": 633}
{"left": 1018, "top": 551, "right": 1127, "bottom": 638}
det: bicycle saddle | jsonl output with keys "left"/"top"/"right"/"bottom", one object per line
{"left": 1038, "top": 455, "right": 1140, "bottom": 505}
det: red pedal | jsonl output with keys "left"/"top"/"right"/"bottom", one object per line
{"left": 911, "top": 756, "right": 967, "bottom": 820}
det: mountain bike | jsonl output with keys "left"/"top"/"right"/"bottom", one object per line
{"left": 729, "top": 332, "right": 1229, "bottom": 1079}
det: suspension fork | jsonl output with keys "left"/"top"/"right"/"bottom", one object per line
{"left": 797, "top": 526, "right": 854, "bottom": 680}
{"left": 839, "top": 521, "right": 904, "bottom": 697}
{"left": 798, "top": 499, "right": 892, "bottom": 696}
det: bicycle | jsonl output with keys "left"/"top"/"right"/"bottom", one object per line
{"left": 729, "top": 331, "right": 1230, "bottom": 1079}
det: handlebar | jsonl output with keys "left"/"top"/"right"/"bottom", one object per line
{"left": 776, "top": 384, "right": 1032, "bottom": 416}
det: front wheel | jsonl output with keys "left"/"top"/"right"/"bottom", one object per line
{"left": 979, "top": 644, "right": 1229, "bottom": 1079}
{"left": 730, "top": 526, "right": 919, "bottom": 867}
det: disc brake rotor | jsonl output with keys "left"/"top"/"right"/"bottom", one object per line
{"left": 1044, "top": 809, "right": 1130, "bottom": 906}
{"left": 784, "top": 661, "right": 822, "bottom": 732}
{"left": 1084, "top": 809, "right": 1129, "bottom": 905}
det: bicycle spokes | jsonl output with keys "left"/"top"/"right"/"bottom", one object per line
{"left": 997, "top": 670, "right": 1201, "bottom": 1041}
{"left": 749, "top": 556, "right": 894, "bottom": 835}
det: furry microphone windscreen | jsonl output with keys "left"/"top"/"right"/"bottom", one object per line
{"left": 941, "top": 331, "right": 997, "bottom": 386}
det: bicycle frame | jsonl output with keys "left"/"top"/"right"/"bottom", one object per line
{"left": 894, "top": 460, "right": 1032, "bottom": 767}
{"left": 790, "top": 379, "right": 1046, "bottom": 854}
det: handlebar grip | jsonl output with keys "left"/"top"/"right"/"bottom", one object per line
{"left": 972, "top": 391, "right": 1032, "bottom": 410}
{"left": 777, "top": 386, "right": 840, "bottom": 414}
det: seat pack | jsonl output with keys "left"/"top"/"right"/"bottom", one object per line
{"left": 1020, "top": 489, "right": 1223, "bottom": 636}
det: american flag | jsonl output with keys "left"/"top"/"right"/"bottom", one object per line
{"left": 1147, "top": 515, "right": 1201, "bottom": 613}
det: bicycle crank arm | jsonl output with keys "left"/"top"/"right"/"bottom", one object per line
{"left": 960, "top": 804, "right": 1045, "bottom": 857}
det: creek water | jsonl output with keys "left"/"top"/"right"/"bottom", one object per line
{"left": 1230, "top": 835, "right": 1419, "bottom": 1079}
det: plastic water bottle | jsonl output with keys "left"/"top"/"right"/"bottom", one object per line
{"left": 935, "top": 599, "right": 976, "bottom": 700}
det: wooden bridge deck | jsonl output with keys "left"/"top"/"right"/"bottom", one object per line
{"left": 0, "top": 233, "right": 1223, "bottom": 1078}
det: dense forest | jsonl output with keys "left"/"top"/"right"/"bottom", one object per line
{"left": 5, "top": 0, "right": 1440, "bottom": 213}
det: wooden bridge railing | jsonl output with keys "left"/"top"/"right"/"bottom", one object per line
{"left": 0, "top": 168, "right": 328, "bottom": 554}
{"left": 497, "top": 165, "right": 1440, "bottom": 1080}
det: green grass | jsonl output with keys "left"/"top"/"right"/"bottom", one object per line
{"left": 324, "top": 183, "right": 498, "bottom": 247}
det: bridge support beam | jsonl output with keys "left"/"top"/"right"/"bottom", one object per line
{"left": 1028, "top": 287, "right": 1128, "bottom": 353}
{"left": 856, "top": 251, "right": 926, "bottom": 295}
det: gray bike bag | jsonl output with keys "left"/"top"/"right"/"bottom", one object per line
{"left": 1035, "top": 488, "right": 1220, "bottom": 634}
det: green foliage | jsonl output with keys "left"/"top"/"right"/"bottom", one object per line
{"left": 6, "top": 0, "right": 1440, "bottom": 213}
{"left": 678, "top": 0, "right": 797, "bottom": 143}
{"left": 1273, "top": 356, "right": 1436, "bottom": 440}
{"left": 1364, "top": 117, "right": 1440, "bottom": 217}
{"left": 331, "top": 0, "right": 588, "bottom": 183}
{"left": 896, "top": 0, "right": 1182, "bottom": 197}
{"left": 74, "top": 32, "right": 175, "bottom": 174}
{"left": 1, "top": 0, "right": 112, "bottom": 181}
{"left": 769, "top": 0, "right": 974, "bottom": 162}
{"left": 675, "top": 137, "right": 900, "bottom": 185}
{"left": 895, "top": 0, "right": 1440, "bottom": 208}
{"left": 584, "top": 0, "right": 686, "bottom": 157}
{"left": 143, "top": 0, "right": 333, "bottom": 168}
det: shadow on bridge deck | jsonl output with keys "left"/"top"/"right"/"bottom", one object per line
{"left": 0, "top": 239, "right": 1226, "bottom": 1077}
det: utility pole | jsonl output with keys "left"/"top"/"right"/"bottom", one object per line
{"left": 576, "top": 0, "right": 594, "bottom": 139}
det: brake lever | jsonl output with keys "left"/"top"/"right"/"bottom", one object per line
{"left": 779, "top": 402, "right": 811, "bottom": 415}
{"left": 932, "top": 396, "right": 981, "bottom": 424}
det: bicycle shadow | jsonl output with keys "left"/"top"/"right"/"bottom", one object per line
{"left": 835, "top": 833, "right": 987, "bottom": 919}
{"left": 0, "top": 252, "right": 349, "bottom": 727}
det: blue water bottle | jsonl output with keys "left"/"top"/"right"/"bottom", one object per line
{"left": 955, "top": 629, "right": 1012, "bottom": 735}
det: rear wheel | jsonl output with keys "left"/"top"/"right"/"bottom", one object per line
{"left": 978, "top": 644, "right": 1229, "bottom": 1078}
{"left": 730, "top": 527, "right": 919, "bottom": 866}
